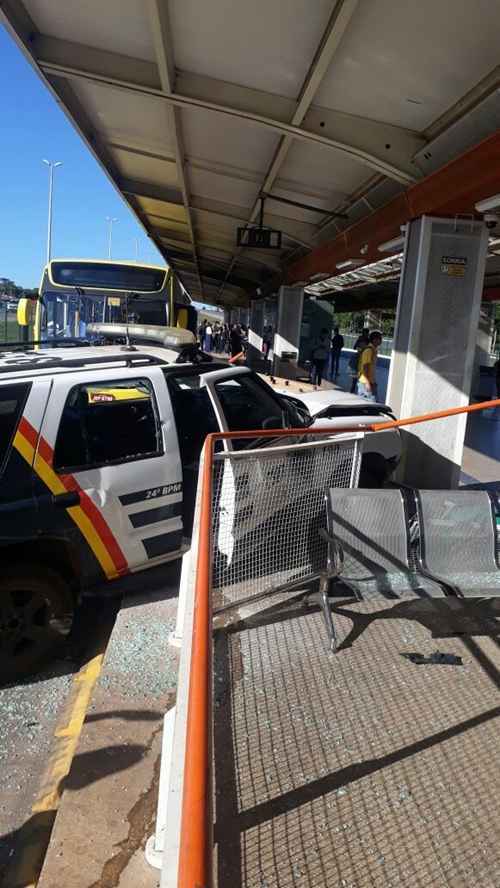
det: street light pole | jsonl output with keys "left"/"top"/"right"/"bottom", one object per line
{"left": 42, "top": 159, "right": 62, "bottom": 263}
{"left": 106, "top": 217, "right": 118, "bottom": 259}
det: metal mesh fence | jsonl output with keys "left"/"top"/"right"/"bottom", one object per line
{"left": 0, "top": 305, "right": 25, "bottom": 344}
{"left": 211, "top": 434, "right": 363, "bottom": 611}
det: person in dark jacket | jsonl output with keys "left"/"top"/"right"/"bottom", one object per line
{"left": 311, "top": 328, "right": 330, "bottom": 387}
{"left": 329, "top": 327, "right": 344, "bottom": 380}
{"left": 230, "top": 323, "right": 243, "bottom": 358}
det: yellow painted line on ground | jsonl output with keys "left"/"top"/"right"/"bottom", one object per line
{"left": 5, "top": 652, "right": 105, "bottom": 888}
{"left": 32, "top": 653, "right": 104, "bottom": 812}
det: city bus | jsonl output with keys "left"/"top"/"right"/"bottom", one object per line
{"left": 17, "top": 258, "right": 197, "bottom": 343}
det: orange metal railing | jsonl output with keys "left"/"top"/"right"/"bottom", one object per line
{"left": 176, "top": 396, "right": 500, "bottom": 888}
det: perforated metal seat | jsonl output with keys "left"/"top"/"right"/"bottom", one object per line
{"left": 415, "top": 490, "right": 500, "bottom": 598}
{"left": 327, "top": 489, "right": 445, "bottom": 600}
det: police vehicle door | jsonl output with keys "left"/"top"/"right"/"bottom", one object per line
{"left": 38, "top": 366, "right": 183, "bottom": 580}
{"left": 200, "top": 366, "right": 288, "bottom": 565}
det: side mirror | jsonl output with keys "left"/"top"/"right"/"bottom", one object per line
{"left": 17, "top": 298, "right": 35, "bottom": 327}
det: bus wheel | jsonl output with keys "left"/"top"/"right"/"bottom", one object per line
{"left": 0, "top": 565, "right": 74, "bottom": 684}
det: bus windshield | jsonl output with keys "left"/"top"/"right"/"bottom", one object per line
{"left": 36, "top": 259, "right": 188, "bottom": 341}
{"left": 40, "top": 291, "right": 169, "bottom": 339}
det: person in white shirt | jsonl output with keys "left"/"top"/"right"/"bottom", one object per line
{"left": 204, "top": 324, "right": 213, "bottom": 352}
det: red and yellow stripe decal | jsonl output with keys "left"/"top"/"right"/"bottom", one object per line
{"left": 14, "top": 417, "right": 128, "bottom": 580}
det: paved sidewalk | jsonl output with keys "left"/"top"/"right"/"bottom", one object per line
{"left": 214, "top": 596, "right": 500, "bottom": 887}
{"left": 37, "top": 566, "right": 180, "bottom": 888}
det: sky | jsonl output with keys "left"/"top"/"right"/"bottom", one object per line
{"left": 0, "top": 25, "right": 164, "bottom": 289}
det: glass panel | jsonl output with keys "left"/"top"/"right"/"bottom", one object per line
{"left": 214, "top": 375, "right": 284, "bottom": 448}
{"left": 54, "top": 378, "right": 162, "bottom": 471}
{"left": 0, "top": 383, "right": 30, "bottom": 475}
{"left": 50, "top": 261, "right": 167, "bottom": 293}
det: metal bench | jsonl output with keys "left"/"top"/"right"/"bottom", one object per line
{"left": 326, "top": 489, "right": 446, "bottom": 602}
{"left": 414, "top": 489, "right": 500, "bottom": 598}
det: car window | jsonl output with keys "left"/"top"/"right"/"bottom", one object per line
{"left": 279, "top": 395, "right": 311, "bottom": 428}
{"left": 165, "top": 370, "right": 219, "bottom": 464}
{"left": 0, "top": 383, "right": 31, "bottom": 476}
{"left": 54, "top": 378, "right": 162, "bottom": 471}
{"left": 214, "top": 375, "right": 284, "bottom": 448}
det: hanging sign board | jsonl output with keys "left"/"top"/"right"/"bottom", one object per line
{"left": 441, "top": 256, "right": 467, "bottom": 277}
{"left": 237, "top": 227, "right": 282, "bottom": 249}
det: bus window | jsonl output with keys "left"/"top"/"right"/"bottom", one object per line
{"left": 35, "top": 260, "right": 194, "bottom": 343}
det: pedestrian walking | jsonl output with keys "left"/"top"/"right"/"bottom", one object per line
{"left": 204, "top": 322, "right": 213, "bottom": 352}
{"left": 223, "top": 323, "right": 231, "bottom": 353}
{"left": 311, "top": 328, "right": 330, "bottom": 387}
{"left": 329, "top": 326, "right": 344, "bottom": 380}
{"left": 230, "top": 323, "right": 243, "bottom": 358}
{"left": 357, "top": 331, "right": 382, "bottom": 401}
{"left": 349, "top": 327, "right": 369, "bottom": 393}
{"left": 262, "top": 325, "right": 274, "bottom": 374}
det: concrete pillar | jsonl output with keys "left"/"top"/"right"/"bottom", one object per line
{"left": 387, "top": 215, "right": 488, "bottom": 488}
{"left": 274, "top": 285, "right": 304, "bottom": 379}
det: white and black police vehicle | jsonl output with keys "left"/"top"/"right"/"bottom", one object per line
{"left": 0, "top": 328, "right": 399, "bottom": 679}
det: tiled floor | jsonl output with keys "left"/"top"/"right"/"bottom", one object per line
{"left": 214, "top": 597, "right": 500, "bottom": 887}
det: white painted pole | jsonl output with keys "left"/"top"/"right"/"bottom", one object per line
{"left": 106, "top": 216, "right": 118, "bottom": 259}
{"left": 42, "top": 159, "right": 62, "bottom": 263}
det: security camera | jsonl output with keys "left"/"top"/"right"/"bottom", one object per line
{"left": 484, "top": 212, "right": 500, "bottom": 229}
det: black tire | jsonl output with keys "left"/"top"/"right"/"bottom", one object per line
{"left": 0, "top": 564, "right": 74, "bottom": 683}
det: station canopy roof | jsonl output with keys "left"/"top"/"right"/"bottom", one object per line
{"left": 4, "top": 0, "right": 500, "bottom": 309}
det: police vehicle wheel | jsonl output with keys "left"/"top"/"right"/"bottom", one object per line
{"left": 0, "top": 565, "right": 74, "bottom": 683}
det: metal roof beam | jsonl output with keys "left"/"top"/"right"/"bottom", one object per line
{"left": 0, "top": 7, "right": 196, "bottom": 296}
{"left": 120, "top": 177, "right": 184, "bottom": 205}
{"left": 197, "top": 242, "right": 282, "bottom": 272}
{"left": 119, "top": 178, "right": 316, "bottom": 248}
{"left": 215, "top": 0, "right": 361, "bottom": 299}
{"left": 151, "top": 231, "right": 194, "bottom": 250}
{"left": 146, "top": 0, "right": 204, "bottom": 299}
{"left": 35, "top": 41, "right": 419, "bottom": 185}
{"left": 255, "top": 0, "right": 361, "bottom": 211}
{"left": 286, "top": 130, "right": 500, "bottom": 284}
{"left": 424, "top": 64, "right": 500, "bottom": 143}
{"left": 108, "top": 141, "right": 349, "bottom": 206}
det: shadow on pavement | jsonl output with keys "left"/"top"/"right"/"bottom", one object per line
{"left": 1, "top": 739, "right": 149, "bottom": 887}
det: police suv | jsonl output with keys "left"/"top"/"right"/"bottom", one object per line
{"left": 1, "top": 338, "right": 316, "bottom": 679}
{"left": 0, "top": 337, "right": 397, "bottom": 679}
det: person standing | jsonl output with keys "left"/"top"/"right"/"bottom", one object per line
{"left": 230, "top": 323, "right": 243, "bottom": 358}
{"left": 329, "top": 326, "right": 344, "bottom": 380}
{"left": 357, "top": 331, "right": 382, "bottom": 401}
{"left": 262, "top": 325, "right": 274, "bottom": 374}
{"left": 204, "top": 322, "right": 213, "bottom": 352}
{"left": 212, "top": 323, "right": 220, "bottom": 352}
{"left": 311, "top": 328, "right": 330, "bottom": 388}
{"left": 349, "top": 327, "right": 369, "bottom": 393}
